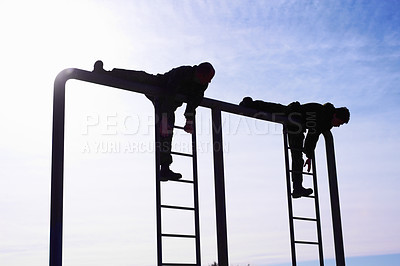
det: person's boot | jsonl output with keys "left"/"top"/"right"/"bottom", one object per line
{"left": 93, "top": 60, "right": 106, "bottom": 73}
{"left": 292, "top": 186, "right": 313, "bottom": 199}
{"left": 239, "top": 97, "right": 253, "bottom": 107}
{"left": 160, "top": 164, "right": 182, "bottom": 181}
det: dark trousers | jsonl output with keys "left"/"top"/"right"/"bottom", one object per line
{"left": 288, "top": 129, "right": 306, "bottom": 190}
{"left": 156, "top": 107, "right": 177, "bottom": 166}
{"left": 110, "top": 68, "right": 160, "bottom": 85}
{"left": 247, "top": 101, "right": 288, "bottom": 115}
{"left": 110, "top": 68, "right": 180, "bottom": 166}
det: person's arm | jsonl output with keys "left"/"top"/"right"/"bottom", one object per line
{"left": 183, "top": 87, "right": 206, "bottom": 133}
{"left": 303, "top": 131, "right": 321, "bottom": 171}
{"left": 304, "top": 132, "right": 320, "bottom": 158}
{"left": 184, "top": 88, "right": 205, "bottom": 119}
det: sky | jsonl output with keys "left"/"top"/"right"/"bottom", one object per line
{"left": 0, "top": 0, "right": 399, "bottom": 265}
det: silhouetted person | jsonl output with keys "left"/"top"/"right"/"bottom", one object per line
{"left": 94, "top": 61, "right": 215, "bottom": 181}
{"left": 239, "top": 97, "right": 350, "bottom": 198}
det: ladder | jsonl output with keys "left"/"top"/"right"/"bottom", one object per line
{"left": 154, "top": 112, "right": 201, "bottom": 266}
{"left": 282, "top": 127, "right": 324, "bottom": 265}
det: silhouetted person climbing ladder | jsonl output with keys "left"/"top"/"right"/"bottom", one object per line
{"left": 94, "top": 60, "right": 215, "bottom": 181}
{"left": 240, "top": 97, "right": 350, "bottom": 198}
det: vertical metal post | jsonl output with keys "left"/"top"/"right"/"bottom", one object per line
{"left": 50, "top": 75, "right": 67, "bottom": 266}
{"left": 154, "top": 105, "right": 163, "bottom": 266}
{"left": 211, "top": 108, "right": 229, "bottom": 266}
{"left": 323, "top": 131, "right": 345, "bottom": 266}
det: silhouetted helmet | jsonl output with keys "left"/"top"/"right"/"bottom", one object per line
{"left": 195, "top": 62, "right": 215, "bottom": 84}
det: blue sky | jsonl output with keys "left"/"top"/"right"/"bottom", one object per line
{"left": 1, "top": 0, "right": 399, "bottom": 265}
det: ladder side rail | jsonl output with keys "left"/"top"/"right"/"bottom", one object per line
{"left": 154, "top": 104, "right": 163, "bottom": 266}
{"left": 310, "top": 151, "right": 324, "bottom": 265}
{"left": 191, "top": 119, "right": 202, "bottom": 265}
{"left": 323, "top": 131, "right": 345, "bottom": 266}
{"left": 282, "top": 127, "right": 297, "bottom": 266}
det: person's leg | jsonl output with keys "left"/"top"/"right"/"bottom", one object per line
{"left": 159, "top": 110, "right": 174, "bottom": 167}
{"left": 288, "top": 132, "right": 304, "bottom": 189}
{"left": 239, "top": 98, "right": 288, "bottom": 114}
{"left": 288, "top": 131, "right": 313, "bottom": 198}
{"left": 158, "top": 106, "right": 182, "bottom": 181}
{"left": 110, "top": 69, "right": 158, "bottom": 84}
{"left": 256, "top": 101, "right": 287, "bottom": 114}
{"left": 94, "top": 65, "right": 160, "bottom": 101}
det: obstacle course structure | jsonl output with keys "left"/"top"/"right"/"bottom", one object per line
{"left": 50, "top": 65, "right": 345, "bottom": 266}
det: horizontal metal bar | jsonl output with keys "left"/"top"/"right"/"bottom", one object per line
{"left": 161, "top": 205, "right": 195, "bottom": 211}
{"left": 293, "top": 216, "right": 317, "bottom": 222}
{"left": 162, "top": 233, "right": 196, "bottom": 239}
{"left": 171, "top": 151, "right": 193, "bottom": 157}
{"left": 295, "top": 240, "right": 320, "bottom": 245}
{"left": 55, "top": 68, "right": 291, "bottom": 125}
{"left": 173, "top": 125, "right": 185, "bottom": 130}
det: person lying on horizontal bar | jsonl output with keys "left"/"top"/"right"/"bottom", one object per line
{"left": 94, "top": 60, "right": 215, "bottom": 181}
{"left": 240, "top": 97, "right": 350, "bottom": 198}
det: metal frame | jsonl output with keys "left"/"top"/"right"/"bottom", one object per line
{"left": 50, "top": 67, "right": 345, "bottom": 266}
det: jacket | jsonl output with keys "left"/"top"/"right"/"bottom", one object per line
{"left": 157, "top": 65, "right": 208, "bottom": 120}
{"left": 296, "top": 103, "right": 335, "bottom": 158}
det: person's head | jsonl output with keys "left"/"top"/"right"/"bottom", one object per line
{"left": 194, "top": 62, "right": 215, "bottom": 85}
{"left": 332, "top": 107, "right": 350, "bottom": 127}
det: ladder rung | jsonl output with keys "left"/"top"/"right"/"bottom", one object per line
{"left": 295, "top": 240, "right": 320, "bottom": 245}
{"left": 165, "top": 179, "right": 194, "bottom": 184}
{"left": 162, "top": 233, "right": 196, "bottom": 239}
{"left": 289, "top": 170, "right": 313, "bottom": 175}
{"left": 161, "top": 204, "right": 195, "bottom": 211}
{"left": 171, "top": 151, "right": 193, "bottom": 157}
{"left": 293, "top": 216, "right": 317, "bottom": 222}
{"left": 287, "top": 147, "right": 303, "bottom": 152}
{"left": 302, "top": 194, "right": 315, "bottom": 198}
{"left": 173, "top": 125, "right": 185, "bottom": 130}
